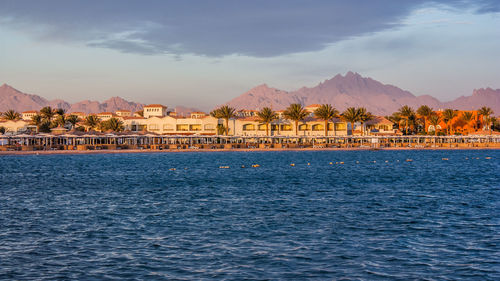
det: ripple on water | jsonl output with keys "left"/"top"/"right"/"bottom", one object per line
{"left": 0, "top": 150, "right": 499, "bottom": 279}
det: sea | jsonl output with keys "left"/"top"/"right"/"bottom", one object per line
{"left": 0, "top": 150, "right": 499, "bottom": 280}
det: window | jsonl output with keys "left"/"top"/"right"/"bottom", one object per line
{"left": 177, "top": 124, "right": 189, "bottom": 131}
{"left": 258, "top": 124, "right": 267, "bottom": 131}
{"left": 163, "top": 124, "right": 174, "bottom": 131}
{"left": 149, "top": 124, "right": 159, "bottom": 131}
{"left": 190, "top": 124, "right": 202, "bottom": 131}
{"left": 204, "top": 124, "right": 215, "bottom": 130}
{"left": 243, "top": 124, "right": 255, "bottom": 131}
{"left": 312, "top": 124, "right": 323, "bottom": 131}
{"left": 299, "top": 124, "right": 308, "bottom": 131}
{"left": 281, "top": 124, "right": 292, "bottom": 131}
{"left": 335, "top": 123, "right": 346, "bottom": 130}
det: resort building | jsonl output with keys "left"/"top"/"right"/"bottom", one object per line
{"left": 229, "top": 116, "right": 349, "bottom": 136}
{"left": 97, "top": 112, "right": 115, "bottom": 121}
{"left": 0, "top": 120, "right": 33, "bottom": 134}
{"left": 69, "top": 112, "right": 87, "bottom": 119}
{"left": 365, "top": 116, "right": 397, "bottom": 135}
{"left": 115, "top": 110, "right": 131, "bottom": 117}
{"left": 143, "top": 104, "right": 168, "bottom": 118}
{"left": 121, "top": 115, "right": 220, "bottom": 135}
{"left": 21, "top": 110, "right": 38, "bottom": 121}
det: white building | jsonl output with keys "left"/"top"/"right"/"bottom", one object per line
{"left": 143, "top": 104, "right": 168, "bottom": 118}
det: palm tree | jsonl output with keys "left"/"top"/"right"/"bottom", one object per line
{"left": 314, "top": 104, "right": 339, "bottom": 136}
{"left": 55, "top": 108, "right": 66, "bottom": 116}
{"left": 341, "top": 107, "right": 360, "bottom": 135}
{"left": 211, "top": 105, "right": 236, "bottom": 136}
{"left": 429, "top": 114, "right": 441, "bottom": 135}
{"left": 442, "top": 109, "right": 457, "bottom": 135}
{"left": 103, "top": 117, "right": 124, "bottom": 132}
{"left": 358, "top": 107, "right": 373, "bottom": 136}
{"left": 2, "top": 109, "right": 21, "bottom": 120}
{"left": 257, "top": 107, "right": 278, "bottom": 136}
{"left": 54, "top": 114, "right": 66, "bottom": 127}
{"left": 417, "top": 105, "right": 434, "bottom": 133}
{"left": 84, "top": 115, "right": 101, "bottom": 131}
{"left": 0, "top": 126, "right": 5, "bottom": 134}
{"left": 478, "top": 106, "right": 494, "bottom": 133}
{"left": 66, "top": 115, "right": 81, "bottom": 129}
{"left": 284, "top": 103, "right": 308, "bottom": 136}
{"left": 460, "top": 111, "right": 474, "bottom": 135}
{"left": 40, "top": 106, "right": 55, "bottom": 121}
{"left": 398, "top": 105, "right": 415, "bottom": 135}
{"left": 386, "top": 113, "right": 402, "bottom": 131}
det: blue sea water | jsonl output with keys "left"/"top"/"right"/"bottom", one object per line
{"left": 0, "top": 150, "right": 499, "bottom": 280}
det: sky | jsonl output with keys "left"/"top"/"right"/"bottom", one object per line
{"left": 0, "top": 0, "right": 499, "bottom": 110}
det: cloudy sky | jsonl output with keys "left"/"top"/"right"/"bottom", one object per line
{"left": 1, "top": 0, "right": 499, "bottom": 110}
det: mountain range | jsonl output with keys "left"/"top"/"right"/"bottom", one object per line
{"left": 0, "top": 84, "right": 198, "bottom": 116}
{"left": 226, "top": 72, "right": 500, "bottom": 115}
{"left": 1, "top": 72, "right": 499, "bottom": 116}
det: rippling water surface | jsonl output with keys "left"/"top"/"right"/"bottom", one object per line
{"left": 1, "top": 150, "right": 499, "bottom": 280}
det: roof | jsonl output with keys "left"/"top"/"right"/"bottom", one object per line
{"left": 305, "top": 104, "right": 322, "bottom": 108}
{"left": 22, "top": 110, "right": 37, "bottom": 113}
{"left": 190, "top": 111, "right": 206, "bottom": 114}
{"left": 144, "top": 104, "right": 167, "bottom": 108}
{"left": 122, "top": 116, "right": 145, "bottom": 120}
{"left": 98, "top": 112, "right": 114, "bottom": 115}
{"left": 116, "top": 109, "right": 131, "bottom": 112}
{"left": 365, "top": 116, "right": 393, "bottom": 126}
{"left": 238, "top": 116, "right": 261, "bottom": 122}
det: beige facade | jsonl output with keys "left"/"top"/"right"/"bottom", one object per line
{"left": 22, "top": 111, "right": 38, "bottom": 121}
{"left": 143, "top": 104, "right": 168, "bottom": 118}
{"left": 0, "top": 120, "right": 32, "bottom": 134}
{"left": 97, "top": 112, "right": 115, "bottom": 121}
{"left": 115, "top": 110, "right": 131, "bottom": 117}
{"left": 229, "top": 116, "right": 349, "bottom": 136}
{"left": 122, "top": 115, "right": 220, "bottom": 135}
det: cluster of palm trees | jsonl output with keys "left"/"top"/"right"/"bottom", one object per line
{"left": 81, "top": 115, "right": 124, "bottom": 132}
{"left": 209, "top": 103, "right": 373, "bottom": 136}
{"left": 386, "top": 105, "right": 496, "bottom": 135}
{"left": 0, "top": 107, "right": 125, "bottom": 133}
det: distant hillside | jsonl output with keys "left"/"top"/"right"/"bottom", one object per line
{"left": 0, "top": 84, "right": 144, "bottom": 114}
{"left": 226, "top": 72, "right": 499, "bottom": 115}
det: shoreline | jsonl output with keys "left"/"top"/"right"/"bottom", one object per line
{"left": 1, "top": 146, "right": 499, "bottom": 156}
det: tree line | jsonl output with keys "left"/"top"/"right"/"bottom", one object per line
{"left": 0, "top": 106, "right": 124, "bottom": 133}
{"left": 386, "top": 105, "right": 496, "bottom": 135}
{"left": 210, "top": 104, "right": 373, "bottom": 136}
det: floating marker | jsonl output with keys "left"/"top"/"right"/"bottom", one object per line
{"left": 169, "top": 168, "right": 176, "bottom": 171}
{"left": 442, "top": 158, "right": 449, "bottom": 160}
{"left": 406, "top": 159, "right": 413, "bottom": 162}
{"left": 486, "top": 157, "right": 492, "bottom": 159}
{"left": 219, "top": 166, "right": 230, "bottom": 169}
{"left": 356, "top": 161, "right": 359, "bottom": 164}
{"left": 241, "top": 165, "right": 246, "bottom": 168}
{"left": 307, "top": 163, "right": 310, "bottom": 166}
{"left": 329, "top": 162, "right": 333, "bottom": 165}
{"left": 385, "top": 160, "right": 388, "bottom": 163}
{"left": 290, "top": 163, "right": 295, "bottom": 166}
{"left": 340, "top": 162, "right": 344, "bottom": 164}
{"left": 252, "top": 164, "right": 260, "bottom": 168}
